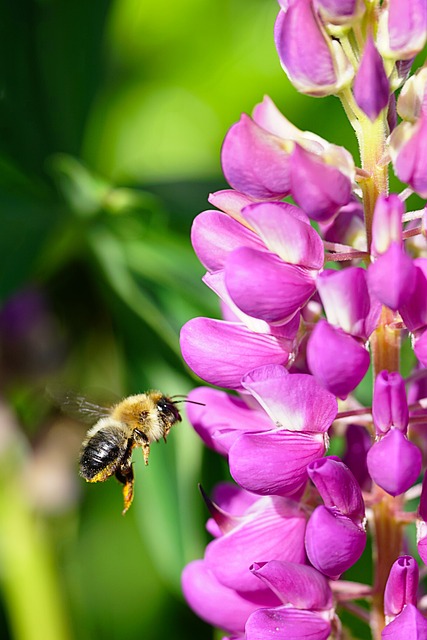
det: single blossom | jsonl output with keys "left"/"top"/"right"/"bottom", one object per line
{"left": 377, "top": 0, "right": 427, "bottom": 60}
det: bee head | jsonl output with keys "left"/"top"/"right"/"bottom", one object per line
{"left": 156, "top": 396, "right": 182, "bottom": 426}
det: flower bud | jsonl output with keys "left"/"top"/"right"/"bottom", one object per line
{"left": 372, "top": 371, "right": 409, "bottom": 435}
{"left": 390, "top": 110, "right": 427, "bottom": 198}
{"left": 377, "top": 0, "right": 427, "bottom": 61}
{"left": 397, "top": 66, "right": 427, "bottom": 123}
{"left": 371, "top": 194, "right": 404, "bottom": 256}
{"left": 274, "top": 0, "right": 353, "bottom": 96}
{"left": 367, "top": 429, "right": 422, "bottom": 496}
{"left": 384, "top": 556, "right": 419, "bottom": 620}
{"left": 353, "top": 36, "right": 389, "bottom": 122}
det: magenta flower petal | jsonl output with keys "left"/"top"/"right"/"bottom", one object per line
{"left": 307, "top": 320, "right": 370, "bottom": 398}
{"left": 367, "top": 430, "right": 422, "bottom": 496}
{"left": 290, "top": 144, "right": 353, "bottom": 221}
{"left": 252, "top": 95, "right": 306, "bottom": 140}
{"left": 229, "top": 430, "right": 326, "bottom": 496}
{"left": 399, "top": 258, "right": 427, "bottom": 331}
{"left": 379, "top": 0, "right": 427, "bottom": 60}
{"left": 191, "top": 210, "right": 262, "bottom": 272}
{"left": 382, "top": 604, "right": 427, "bottom": 639}
{"left": 180, "top": 318, "right": 291, "bottom": 389}
{"left": 208, "top": 189, "right": 256, "bottom": 224}
{"left": 246, "top": 606, "right": 331, "bottom": 640}
{"left": 251, "top": 560, "right": 332, "bottom": 610}
{"left": 241, "top": 365, "right": 337, "bottom": 433}
{"left": 242, "top": 202, "right": 324, "bottom": 269}
{"left": 393, "top": 113, "right": 427, "bottom": 198}
{"left": 204, "top": 270, "right": 301, "bottom": 340}
{"left": 225, "top": 247, "right": 316, "bottom": 323}
{"left": 275, "top": 1, "right": 340, "bottom": 95}
{"left": 343, "top": 424, "right": 372, "bottom": 491}
{"left": 305, "top": 506, "right": 366, "bottom": 579}
{"left": 186, "top": 387, "right": 273, "bottom": 455}
{"left": 354, "top": 36, "right": 389, "bottom": 121}
{"left": 221, "top": 114, "right": 292, "bottom": 199}
{"left": 315, "top": 0, "right": 364, "bottom": 24}
{"left": 316, "top": 267, "right": 372, "bottom": 338}
{"left": 307, "top": 457, "right": 365, "bottom": 522}
{"left": 371, "top": 194, "right": 404, "bottom": 257}
{"left": 372, "top": 370, "right": 409, "bottom": 435}
{"left": 205, "top": 496, "right": 306, "bottom": 592}
{"left": 414, "top": 329, "right": 427, "bottom": 367}
{"left": 368, "top": 243, "right": 416, "bottom": 311}
{"left": 182, "top": 560, "right": 276, "bottom": 633}
{"left": 384, "top": 556, "right": 419, "bottom": 618}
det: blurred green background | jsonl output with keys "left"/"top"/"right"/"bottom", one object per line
{"left": 0, "top": 1, "right": 356, "bottom": 639}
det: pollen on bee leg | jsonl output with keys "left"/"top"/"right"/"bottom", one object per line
{"left": 122, "top": 478, "right": 134, "bottom": 515}
{"left": 142, "top": 442, "right": 150, "bottom": 465}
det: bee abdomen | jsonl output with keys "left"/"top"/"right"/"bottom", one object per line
{"left": 79, "top": 430, "right": 124, "bottom": 481}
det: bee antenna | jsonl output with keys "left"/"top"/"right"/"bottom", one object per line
{"left": 171, "top": 399, "right": 206, "bottom": 407}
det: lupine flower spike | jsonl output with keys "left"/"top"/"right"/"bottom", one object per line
{"left": 180, "top": 1, "right": 427, "bottom": 638}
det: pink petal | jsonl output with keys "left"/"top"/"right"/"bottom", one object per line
{"left": 367, "top": 430, "right": 422, "bottom": 496}
{"left": 242, "top": 201, "right": 324, "bottom": 268}
{"left": 382, "top": 604, "right": 427, "bottom": 639}
{"left": 251, "top": 560, "right": 332, "bottom": 609}
{"left": 307, "top": 320, "right": 370, "bottom": 399}
{"left": 208, "top": 189, "right": 256, "bottom": 226}
{"left": 274, "top": 2, "right": 337, "bottom": 93}
{"left": 368, "top": 243, "right": 416, "bottom": 311}
{"left": 241, "top": 365, "right": 337, "bottom": 433}
{"left": 229, "top": 430, "right": 326, "bottom": 496}
{"left": 221, "top": 114, "right": 292, "bottom": 199}
{"left": 384, "top": 556, "right": 419, "bottom": 618}
{"left": 305, "top": 506, "right": 366, "bottom": 579}
{"left": 205, "top": 496, "right": 307, "bottom": 592}
{"left": 191, "top": 210, "right": 262, "bottom": 272}
{"left": 246, "top": 607, "right": 331, "bottom": 640}
{"left": 186, "top": 387, "right": 273, "bottom": 456}
{"left": 290, "top": 144, "right": 352, "bottom": 221}
{"left": 180, "top": 318, "right": 291, "bottom": 389}
{"left": 225, "top": 247, "right": 316, "bottom": 323}
{"left": 182, "top": 560, "right": 276, "bottom": 633}
{"left": 317, "top": 267, "right": 372, "bottom": 338}
{"left": 354, "top": 36, "right": 389, "bottom": 121}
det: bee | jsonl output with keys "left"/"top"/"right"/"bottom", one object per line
{"left": 78, "top": 391, "right": 182, "bottom": 514}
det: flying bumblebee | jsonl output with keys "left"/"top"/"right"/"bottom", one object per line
{"left": 77, "top": 391, "right": 182, "bottom": 514}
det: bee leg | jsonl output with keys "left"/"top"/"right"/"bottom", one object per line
{"left": 115, "top": 465, "right": 134, "bottom": 515}
{"left": 163, "top": 425, "right": 171, "bottom": 444}
{"left": 134, "top": 429, "right": 150, "bottom": 466}
{"left": 142, "top": 441, "right": 150, "bottom": 466}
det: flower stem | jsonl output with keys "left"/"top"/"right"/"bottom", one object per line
{"left": 370, "top": 492, "right": 404, "bottom": 640}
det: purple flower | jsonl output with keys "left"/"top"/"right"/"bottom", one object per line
{"left": 367, "top": 371, "right": 421, "bottom": 496}
{"left": 274, "top": 0, "right": 353, "bottom": 96}
{"left": 314, "top": 0, "right": 365, "bottom": 25}
{"left": 182, "top": 560, "right": 277, "bottom": 635}
{"left": 377, "top": 0, "right": 427, "bottom": 60}
{"left": 305, "top": 457, "right": 367, "bottom": 579}
{"left": 384, "top": 556, "right": 419, "bottom": 620}
{"left": 245, "top": 561, "right": 334, "bottom": 640}
{"left": 221, "top": 96, "right": 355, "bottom": 220}
{"left": 354, "top": 36, "right": 389, "bottom": 121}
{"left": 227, "top": 365, "right": 337, "bottom": 496}
{"left": 390, "top": 110, "right": 427, "bottom": 198}
{"left": 306, "top": 319, "right": 370, "bottom": 398}
{"left": 382, "top": 556, "right": 426, "bottom": 639}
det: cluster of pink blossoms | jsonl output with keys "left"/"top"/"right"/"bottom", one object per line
{"left": 180, "top": 1, "right": 427, "bottom": 639}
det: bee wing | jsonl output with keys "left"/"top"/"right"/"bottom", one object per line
{"left": 46, "top": 386, "right": 112, "bottom": 424}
